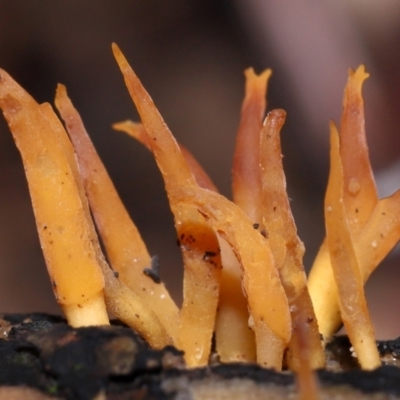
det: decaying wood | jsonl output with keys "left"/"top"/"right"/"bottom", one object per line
{"left": 1, "top": 314, "right": 400, "bottom": 400}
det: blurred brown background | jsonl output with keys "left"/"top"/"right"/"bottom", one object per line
{"left": 1, "top": 0, "right": 400, "bottom": 339}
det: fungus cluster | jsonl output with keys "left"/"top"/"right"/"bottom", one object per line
{"left": 0, "top": 44, "right": 398, "bottom": 378}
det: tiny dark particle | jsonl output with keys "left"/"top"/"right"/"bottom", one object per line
{"left": 52, "top": 280, "right": 57, "bottom": 288}
{"left": 143, "top": 255, "right": 161, "bottom": 284}
{"left": 198, "top": 210, "right": 209, "bottom": 221}
{"left": 260, "top": 229, "right": 267, "bottom": 238}
{"left": 307, "top": 317, "right": 314, "bottom": 324}
{"left": 185, "top": 234, "right": 196, "bottom": 244}
{"left": 135, "top": 314, "right": 140, "bottom": 318}
{"left": 273, "top": 206, "right": 277, "bottom": 211}
{"left": 49, "top": 240, "right": 54, "bottom": 244}
{"left": 355, "top": 208, "right": 359, "bottom": 213}
{"left": 113, "top": 271, "right": 119, "bottom": 278}
{"left": 203, "top": 251, "right": 217, "bottom": 260}
{"left": 253, "top": 223, "right": 259, "bottom": 229}
{"left": 43, "top": 225, "right": 47, "bottom": 230}
{"left": 176, "top": 239, "right": 180, "bottom": 246}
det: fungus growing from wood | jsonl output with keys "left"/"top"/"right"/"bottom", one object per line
{"left": 0, "top": 44, "right": 398, "bottom": 376}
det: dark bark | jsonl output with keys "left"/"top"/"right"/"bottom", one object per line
{"left": 1, "top": 313, "right": 400, "bottom": 400}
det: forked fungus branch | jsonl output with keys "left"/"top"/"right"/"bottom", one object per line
{"left": 1, "top": 44, "right": 399, "bottom": 377}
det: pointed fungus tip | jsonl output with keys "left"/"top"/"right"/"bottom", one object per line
{"left": 111, "top": 42, "right": 124, "bottom": 63}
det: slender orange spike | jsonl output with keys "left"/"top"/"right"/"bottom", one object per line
{"left": 55, "top": 86, "right": 179, "bottom": 341}
{"left": 112, "top": 43, "right": 221, "bottom": 367}
{"left": 0, "top": 69, "right": 109, "bottom": 327}
{"left": 325, "top": 122, "right": 380, "bottom": 370}
{"left": 112, "top": 44, "right": 195, "bottom": 190}
{"left": 219, "top": 67, "right": 272, "bottom": 363}
{"left": 309, "top": 66, "right": 379, "bottom": 340}
{"left": 260, "top": 109, "right": 324, "bottom": 370}
{"left": 232, "top": 67, "right": 271, "bottom": 224}
{"left": 340, "top": 66, "right": 378, "bottom": 231}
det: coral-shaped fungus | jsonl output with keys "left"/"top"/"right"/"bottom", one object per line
{"left": 1, "top": 44, "right": 399, "bottom": 377}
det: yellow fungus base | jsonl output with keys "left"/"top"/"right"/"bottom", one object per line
{"left": 61, "top": 291, "right": 109, "bottom": 327}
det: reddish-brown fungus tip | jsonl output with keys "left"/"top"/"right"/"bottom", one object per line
{"left": 263, "top": 109, "right": 286, "bottom": 128}
{"left": 111, "top": 42, "right": 120, "bottom": 56}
